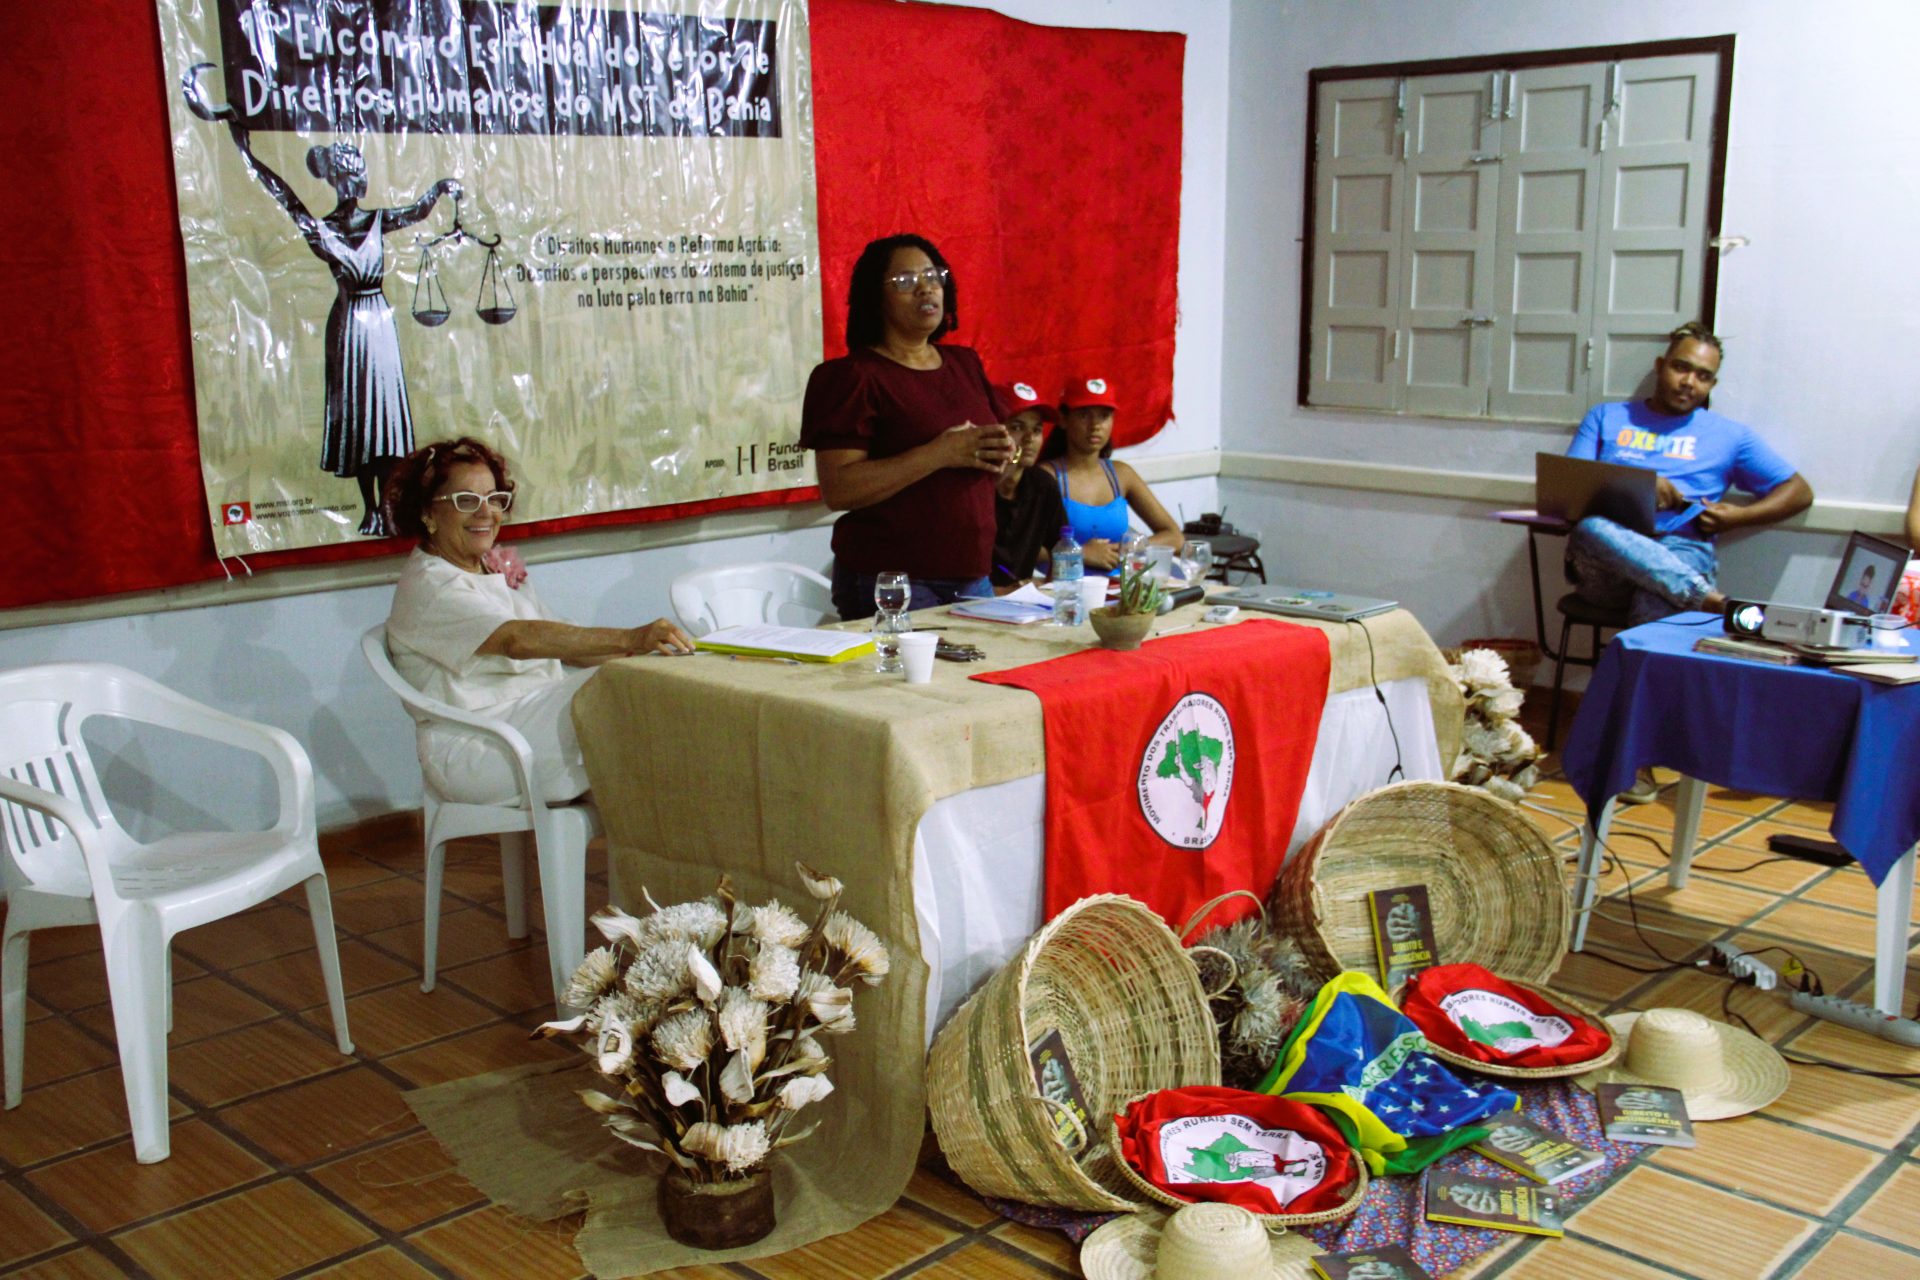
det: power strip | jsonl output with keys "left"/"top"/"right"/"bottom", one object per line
{"left": 1789, "top": 991, "right": 1920, "bottom": 1046}
{"left": 1703, "top": 942, "right": 1777, "bottom": 990}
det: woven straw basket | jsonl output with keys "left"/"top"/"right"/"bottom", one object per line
{"left": 1269, "top": 781, "right": 1569, "bottom": 987}
{"left": 1399, "top": 977, "right": 1622, "bottom": 1080}
{"left": 925, "top": 895, "right": 1220, "bottom": 1212}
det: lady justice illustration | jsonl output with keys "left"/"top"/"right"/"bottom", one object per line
{"left": 183, "top": 63, "right": 460, "bottom": 536}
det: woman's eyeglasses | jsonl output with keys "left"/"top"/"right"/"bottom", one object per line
{"left": 885, "top": 266, "right": 950, "bottom": 294}
{"left": 433, "top": 490, "right": 514, "bottom": 513}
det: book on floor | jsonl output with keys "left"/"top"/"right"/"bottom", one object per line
{"left": 1471, "top": 1113, "right": 1605, "bottom": 1184}
{"left": 1366, "top": 883, "right": 1439, "bottom": 987}
{"left": 1310, "top": 1244, "right": 1435, "bottom": 1280}
{"left": 1424, "top": 1173, "right": 1564, "bottom": 1237}
{"left": 1596, "top": 1081, "right": 1696, "bottom": 1147}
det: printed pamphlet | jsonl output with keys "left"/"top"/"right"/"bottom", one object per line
{"left": 1310, "top": 1244, "right": 1435, "bottom": 1280}
{"left": 1028, "top": 1028, "right": 1093, "bottom": 1157}
{"left": 1367, "top": 884, "right": 1438, "bottom": 988}
{"left": 1424, "top": 1173, "right": 1564, "bottom": 1237}
{"left": 1596, "top": 1081, "right": 1696, "bottom": 1147}
{"left": 1471, "top": 1113, "right": 1605, "bottom": 1184}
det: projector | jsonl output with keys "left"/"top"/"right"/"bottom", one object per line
{"left": 1725, "top": 600, "right": 1872, "bottom": 649}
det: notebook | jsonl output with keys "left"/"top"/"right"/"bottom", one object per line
{"left": 1535, "top": 452, "right": 1661, "bottom": 537}
{"left": 1211, "top": 586, "right": 1397, "bottom": 622}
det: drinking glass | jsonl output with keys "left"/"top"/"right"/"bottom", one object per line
{"left": 1182, "top": 539, "right": 1213, "bottom": 585}
{"left": 872, "top": 571, "right": 910, "bottom": 673}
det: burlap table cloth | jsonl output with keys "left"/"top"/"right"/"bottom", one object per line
{"left": 407, "top": 603, "right": 1461, "bottom": 1277}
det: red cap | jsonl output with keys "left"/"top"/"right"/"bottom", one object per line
{"left": 1060, "top": 376, "right": 1117, "bottom": 411}
{"left": 994, "top": 381, "right": 1058, "bottom": 423}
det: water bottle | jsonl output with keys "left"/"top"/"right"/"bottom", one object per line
{"left": 1051, "top": 527, "right": 1084, "bottom": 625}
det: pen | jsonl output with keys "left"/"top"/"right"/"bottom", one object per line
{"left": 726, "top": 654, "right": 801, "bottom": 665}
{"left": 1154, "top": 623, "right": 1195, "bottom": 638}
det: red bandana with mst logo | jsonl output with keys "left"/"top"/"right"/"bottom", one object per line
{"left": 1402, "top": 963, "right": 1612, "bottom": 1068}
{"left": 975, "top": 619, "right": 1329, "bottom": 934}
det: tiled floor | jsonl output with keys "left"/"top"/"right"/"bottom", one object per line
{"left": 6, "top": 714, "right": 1920, "bottom": 1278}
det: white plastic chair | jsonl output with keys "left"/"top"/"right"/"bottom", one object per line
{"left": 669, "top": 562, "right": 835, "bottom": 637}
{"left": 360, "top": 626, "right": 600, "bottom": 1008}
{"left": 0, "top": 663, "right": 353, "bottom": 1163}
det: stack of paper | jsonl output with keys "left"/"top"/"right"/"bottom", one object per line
{"left": 696, "top": 625, "right": 876, "bottom": 663}
{"left": 949, "top": 587, "right": 1055, "bottom": 625}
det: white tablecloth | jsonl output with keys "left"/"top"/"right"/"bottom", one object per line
{"left": 911, "top": 677, "right": 1442, "bottom": 1041}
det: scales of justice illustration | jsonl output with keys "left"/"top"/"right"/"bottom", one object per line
{"left": 410, "top": 196, "right": 516, "bottom": 328}
{"left": 182, "top": 58, "right": 519, "bottom": 536}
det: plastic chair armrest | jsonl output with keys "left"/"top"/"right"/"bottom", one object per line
{"left": 104, "top": 689, "right": 319, "bottom": 844}
{"left": 385, "top": 680, "right": 544, "bottom": 813}
{"left": 0, "top": 774, "right": 120, "bottom": 902}
{"left": 364, "top": 629, "right": 545, "bottom": 811}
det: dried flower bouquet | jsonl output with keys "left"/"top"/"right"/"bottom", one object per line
{"left": 535, "top": 861, "right": 888, "bottom": 1185}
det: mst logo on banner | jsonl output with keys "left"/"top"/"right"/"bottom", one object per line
{"left": 1137, "top": 692, "right": 1236, "bottom": 849}
{"left": 155, "top": 0, "right": 822, "bottom": 555}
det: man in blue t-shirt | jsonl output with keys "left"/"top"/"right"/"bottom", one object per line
{"left": 1564, "top": 323, "right": 1813, "bottom": 628}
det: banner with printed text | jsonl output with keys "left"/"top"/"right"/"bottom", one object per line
{"left": 155, "top": 0, "right": 821, "bottom": 555}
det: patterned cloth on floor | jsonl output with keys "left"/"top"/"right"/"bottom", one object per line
{"left": 986, "top": 1080, "right": 1641, "bottom": 1264}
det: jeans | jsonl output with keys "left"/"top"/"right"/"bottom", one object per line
{"left": 1566, "top": 516, "right": 1718, "bottom": 627}
{"left": 831, "top": 565, "right": 993, "bottom": 621}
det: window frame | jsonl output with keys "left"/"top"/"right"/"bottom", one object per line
{"left": 1296, "top": 35, "right": 1737, "bottom": 415}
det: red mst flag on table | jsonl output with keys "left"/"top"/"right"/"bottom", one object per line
{"left": 975, "top": 620, "right": 1331, "bottom": 935}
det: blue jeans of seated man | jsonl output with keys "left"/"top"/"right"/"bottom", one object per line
{"left": 831, "top": 564, "right": 993, "bottom": 621}
{"left": 1566, "top": 515, "right": 1718, "bottom": 627}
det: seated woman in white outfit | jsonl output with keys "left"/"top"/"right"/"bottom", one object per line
{"left": 383, "top": 437, "right": 694, "bottom": 805}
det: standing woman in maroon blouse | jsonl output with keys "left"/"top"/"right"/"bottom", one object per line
{"left": 800, "top": 234, "right": 1015, "bottom": 619}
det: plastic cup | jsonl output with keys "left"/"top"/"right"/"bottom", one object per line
{"left": 897, "top": 632, "right": 938, "bottom": 683}
{"left": 1078, "top": 576, "right": 1109, "bottom": 618}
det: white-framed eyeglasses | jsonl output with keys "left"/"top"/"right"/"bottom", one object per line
{"left": 433, "top": 490, "right": 514, "bottom": 513}
{"left": 885, "top": 265, "right": 950, "bottom": 294}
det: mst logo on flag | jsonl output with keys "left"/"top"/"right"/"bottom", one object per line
{"left": 1438, "top": 989, "right": 1574, "bottom": 1055}
{"left": 973, "top": 619, "right": 1329, "bottom": 932}
{"left": 1137, "top": 692, "right": 1235, "bottom": 848}
{"left": 1158, "top": 1113, "right": 1328, "bottom": 1202}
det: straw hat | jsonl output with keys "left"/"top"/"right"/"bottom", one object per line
{"left": 1080, "top": 1204, "right": 1320, "bottom": 1280}
{"left": 1572, "top": 1008, "right": 1788, "bottom": 1120}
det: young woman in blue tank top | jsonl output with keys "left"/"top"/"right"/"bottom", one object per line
{"left": 1037, "top": 376, "right": 1186, "bottom": 577}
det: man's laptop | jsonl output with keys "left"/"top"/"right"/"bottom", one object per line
{"left": 1535, "top": 452, "right": 1659, "bottom": 537}
{"left": 1212, "top": 586, "right": 1398, "bottom": 622}
{"left": 1825, "top": 530, "right": 1911, "bottom": 616}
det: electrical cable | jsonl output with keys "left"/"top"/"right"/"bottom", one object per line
{"left": 1721, "top": 981, "right": 1920, "bottom": 1080}
{"left": 1519, "top": 787, "right": 1920, "bottom": 1076}
{"left": 1612, "top": 829, "right": 1800, "bottom": 877}
{"left": 1343, "top": 616, "right": 1403, "bottom": 785}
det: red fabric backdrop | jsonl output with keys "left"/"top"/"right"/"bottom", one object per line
{"left": 0, "top": 2, "right": 1182, "bottom": 611}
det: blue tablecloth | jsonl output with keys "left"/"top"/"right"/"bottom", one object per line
{"left": 1560, "top": 613, "right": 1920, "bottom": 884}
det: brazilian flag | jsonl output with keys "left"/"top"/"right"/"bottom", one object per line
{"left": 1257, "top": 972, "right": 1519, "bottom": 1174}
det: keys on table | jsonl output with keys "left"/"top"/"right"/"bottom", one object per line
{"left": 934, "top": 639, "right": 985, "bottom": 662}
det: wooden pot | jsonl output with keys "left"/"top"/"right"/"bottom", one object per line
{"left": 659, "top": 1167, "right": 775, "bottom": 1249}
{"left": 1089, "top": 608, "right": 1155, "bottom": 651}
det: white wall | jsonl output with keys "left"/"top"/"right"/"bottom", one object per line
{"left": 1, "top": 0, "right": 1231, "bottom": 831}
{"left": 1220, "top": 0, "right": 1920, "bottom": 655}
